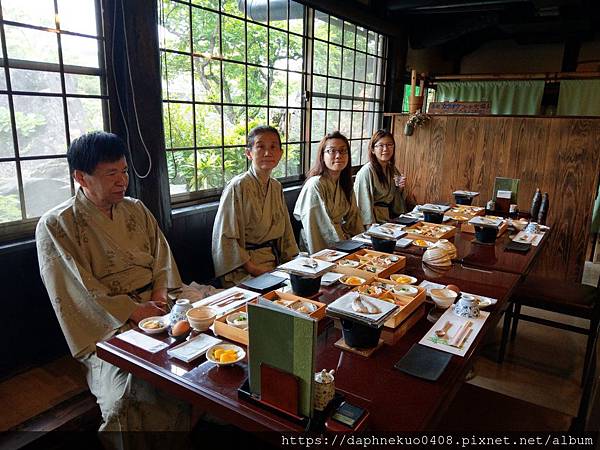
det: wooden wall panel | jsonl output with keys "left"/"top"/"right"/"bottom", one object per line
{"left": 392, "top": 115, "right": 600, "bottom": 282}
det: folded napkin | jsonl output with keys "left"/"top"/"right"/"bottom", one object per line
{"left": 116, "top": 329, "right": 169, "bottom": 353}
{"left": 394, "top": 344, "right": 452, "bottom": 381}
{"left": 167, "top": 334, "right": 222, "bottom": 363}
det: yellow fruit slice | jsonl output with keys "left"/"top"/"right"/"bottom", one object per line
{"left": 214, "top": 348, "right": 225, "bottom": 359}
{"left": 220, "top": 353, "right": 237, "bottom": 363}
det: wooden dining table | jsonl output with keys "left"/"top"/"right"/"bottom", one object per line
{"left": 396, "top": 223, "right": 548, "bottom": 276}
{"left": 97, "top": 228, "right": 532, "bottom": 433}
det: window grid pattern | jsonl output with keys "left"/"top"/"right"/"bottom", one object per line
{"left": 160, "top": 0, "right": 306, "bottom": 200}
{"left": 309, "top": 11, "right": 387, "bottom": 167}
{"left": 160, "top": 0, "right": 387, "bottom": 202}
{"left": 0, "top": 0, "right": 107, "bottom": 227}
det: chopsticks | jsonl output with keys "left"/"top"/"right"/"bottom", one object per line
{"left": 449, "top": 321, "right": 473, "bottom": 348}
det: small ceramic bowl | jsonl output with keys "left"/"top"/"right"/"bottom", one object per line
{"left": 430, "top": 288, "right": 458, "bottom": 309}
{"left": 392, "top": 284, "right": 419, "bottom": 297}
{"left": 138, "top": 316, "right": 168, "bottom": 334}
{"left": 186, "top": 306, "right": 217, "bottom": 332}
{"left": 225, "top": 311, "right": 248, "bottom": 329}
{"left": 206, "top": 343, "right": 246, "bottom": 366}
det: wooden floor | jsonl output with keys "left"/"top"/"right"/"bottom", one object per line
{"left": 0, "top": 357, "right": 88, "bottom": 431}
{"left": 471, "top": 261, "right": 600, "bottom": 430}
{"left": 1, "top": 263, "right": 598, "bottom": 432}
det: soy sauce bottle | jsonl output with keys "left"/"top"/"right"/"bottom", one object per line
{"left": 530, "top": 188, "right": 542, "bottom": 221}
{"left": 538, "top": 192, "right": 549, "bottom": 225}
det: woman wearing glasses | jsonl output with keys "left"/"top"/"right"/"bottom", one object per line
{"left": 354, "top": 129, "right": 407, "bottom": 227}
{"left": 294, "top": 131, "right": 364, "bottom": 253}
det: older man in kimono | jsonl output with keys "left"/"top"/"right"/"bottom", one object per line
{"left": 212, "top": 126, "right": 299, "bottom": 287}
{"left": 36, "top": 131, "right": 189, "bottom": 444}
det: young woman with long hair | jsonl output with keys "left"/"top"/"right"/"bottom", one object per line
{"left": 293, "top": 131, "right": 364, "bottom": 253}
{"left": 354, "top": 129, "right": 406, "bottom": 226}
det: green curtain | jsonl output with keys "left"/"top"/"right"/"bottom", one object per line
{"left": 557, "top": 79, "right": 600, "bottom": 116}
{"left": 435, "top": 80, "right": 545, "bottom": 115}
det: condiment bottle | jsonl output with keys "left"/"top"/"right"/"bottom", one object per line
{"left": 530, "top": 188, "right": 541, "bottom": 220}
{"left": 538, "top": 192, "right": 549, "bottom": 225}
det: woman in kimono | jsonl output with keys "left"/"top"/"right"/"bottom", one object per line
{"left": 354, "top": 129, "right": 407, "bottom": 227}
{"left": 293, "top": 131, "right": 364, "bottom": 253}
{"left": 212, "top": 126, "right": 299, "bottom": 287}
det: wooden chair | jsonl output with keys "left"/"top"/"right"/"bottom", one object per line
{"left": 498, "top": 275, "right": 600, "bottom": 387}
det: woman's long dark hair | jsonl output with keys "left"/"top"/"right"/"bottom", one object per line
{"left": 306, "top": 131, "right": 353, "bottom": 202}
{"left": 368, "top": 129, "right": 395, "bottom": 185}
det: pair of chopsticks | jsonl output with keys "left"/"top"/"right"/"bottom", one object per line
{"left": 449, "top": 321, "right": 474, "bottom": 348}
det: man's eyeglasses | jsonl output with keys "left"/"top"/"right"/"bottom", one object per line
{"left": 374, "top": 143, "right": 395, "bottom": 150}
{"left": 324, "top": 147, "right": 349, "bottom": 155}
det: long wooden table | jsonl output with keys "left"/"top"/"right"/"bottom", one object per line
{"left": 97, "top": 250, "right": 524, "bottom": 432}
{"left": 397, "top": 225, "right": 548, "bottom": 276}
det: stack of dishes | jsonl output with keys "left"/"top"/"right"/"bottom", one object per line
{"left": 423, "top": 247, "right": 452, "bottom": 267}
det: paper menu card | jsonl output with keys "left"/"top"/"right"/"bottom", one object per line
{"left": 419, "top": 308, "right": 489, "bottom": 357}
{"left": 247, "top": 298, "right": 317, "bottom": 418}
{"left": 167, "top": 333, "right": 222, "bottom": 363}
{"left": 116, "top": 330, "right": 169, "bottom": 353}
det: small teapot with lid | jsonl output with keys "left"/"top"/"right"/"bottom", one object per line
{"left": 314, "top": 369, "right": 335, "bottom": 411}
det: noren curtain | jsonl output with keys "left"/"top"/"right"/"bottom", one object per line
{"left": 435, "top": 80, "right": 545, "bottom": 115}
{"left": 557, "top": 79, "right": 600, "bottom": 117}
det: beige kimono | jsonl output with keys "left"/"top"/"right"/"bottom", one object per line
{"left": 212, "top": 166, "right": 299, "bottom": 287}
{"left": 354, "top": 162, "right": 406, "bottom": 225}
{"left": 293, "top": 175, "right": 364, "bottom": 254}
{"left": 36, "top": 189, "right": 189, "bottom": 440}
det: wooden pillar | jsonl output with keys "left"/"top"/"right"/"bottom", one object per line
{"left": 103, "top": 0, "right": 172, "bottom": 231}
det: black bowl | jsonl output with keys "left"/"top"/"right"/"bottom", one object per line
{"left": 341, "top": 319, "right": 382, "bottom": 348}
{"left": 370, "top": 236, "right": 396, "bottom": 253}
{"left": 474, "top": 225, "right": 498, "bottom": 244}
{"left": 423, "top": 211, "right": 444, "bottom": 224}
{"left": 290, "top": 273, "right": 322, "bottom": 297}
{"left": 454, "top": 195, "right": 473, "bottom": 205}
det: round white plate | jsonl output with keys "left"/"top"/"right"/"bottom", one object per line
{"left": 390, "top": 274, "right": 417, "bottom": 285}
{"left": 138, "top": 316, "right": 168, "bottom": 334}
{"left": 206, "top": 343, "right": 246, "bottom": 366}
{"left": 339, "top": 275, "right": 366, "bottom": 286}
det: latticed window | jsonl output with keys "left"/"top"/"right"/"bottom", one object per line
{"left": 159, "top": 0, "right": 387, "bottom": 202}
{"left": 0, "top": 0, "right": 107, "bottom": 235}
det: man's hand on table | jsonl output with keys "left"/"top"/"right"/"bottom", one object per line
{"left": 129, "top": 301, "right": 169, "bottom": 325}
{"left": 243, "top": 260, "right": 271, "bottom": 277}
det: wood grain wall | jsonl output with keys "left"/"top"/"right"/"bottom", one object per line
{"left": 392, "top": 115, "right": 600, "bottom": 282}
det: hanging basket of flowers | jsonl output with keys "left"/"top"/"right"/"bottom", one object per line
{"left": 404, "top": 112, "right": 431, "bottom": 136}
